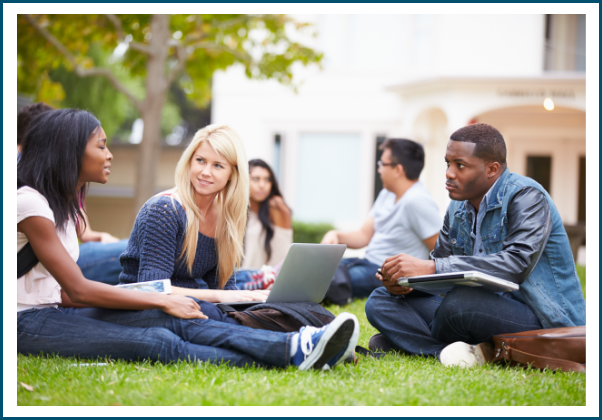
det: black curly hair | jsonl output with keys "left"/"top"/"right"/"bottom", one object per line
{"left": 450, "top": 123, "right": 507, "bottom": 165}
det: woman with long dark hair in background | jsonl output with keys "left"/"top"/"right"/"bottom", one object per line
{"left": 234, "top": 159, "right": 293, "bottom": 290}
{"left": 16, "top": 109, "right": 358, "bottom": 370}
{"left": 244, "top": 159, "right": 292, "bottom": 268}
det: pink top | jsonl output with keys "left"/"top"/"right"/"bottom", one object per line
{"left": 17, "top": 187, "right": 79, "bottom": 311}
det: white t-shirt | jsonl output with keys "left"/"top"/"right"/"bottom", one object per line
{"left": 17, "top": 187, "right": 79, "bottom": 312}
{"left": 364, "top": 182, "right": 442, "bottom": 266}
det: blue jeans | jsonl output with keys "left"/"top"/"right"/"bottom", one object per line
{"left": 365, "top": 286, "right": 543, "bottom": 356}
{"left": 17, "top": 300, "right": 293, "bottom": 367}
{"left": 340, "top": 258, "right": 382, "bottom": 299}
{"left": 77, "top": 239, "right": 129, "bottom": 285}
{"left": 233, "top": 270, "right": 257, "bottom": 289}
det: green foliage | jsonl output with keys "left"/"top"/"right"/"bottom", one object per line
{"left": 17, "top": 14, "right": 323, "bottom": 109}
{"left": 292, "top": 220, "right": 335, "bottom": 244}
{"left": 17, "top": 14, "right": 122, "bottom": 98}
{"left": 17, "top": 298, "right": 586, "bottom": 406}
{"left": 48, "top": 44, "right": 143, "bottom": 140}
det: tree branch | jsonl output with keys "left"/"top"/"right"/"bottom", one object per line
{"left": 165, "top": 43, "right": 187, "bottom": 88}
{"left": 105, "top": 14, "right": 152, "bottom": 55}
{"left": 24, "top": 14, "right": 144, "bottom": 113}
{"left": 187, "top": 41, "right": 252, "bottom": 63}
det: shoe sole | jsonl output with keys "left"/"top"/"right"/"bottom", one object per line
{"left": 329, "top": 316, "right": 360, "bottom": 368}
{"left": 439, "top": 342, "right": 494, "bottom": 368}
{"left": 298, "top": 313, "right": 357, "bottom": 371}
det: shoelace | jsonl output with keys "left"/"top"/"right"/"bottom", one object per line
{"left": 298, "top": 326, "right": 324, "bottom": 359}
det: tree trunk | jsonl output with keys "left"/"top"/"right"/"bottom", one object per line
{"left": 132, "top": 14, "right": 171, "bottom": 221}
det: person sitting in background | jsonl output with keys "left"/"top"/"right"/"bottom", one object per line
{"left": 76, "top": 210, "right": 128, "bottom": 285}
{"left": 321, "top": 138, "right": 441, "bottom": 301}
{"left": 243, "top": 159, "right": 293, "bottom": 268}
{"left": 17, "top": 102, "right": 127, "bottom": 285}
{"left": 234, "top": 159, "right": 293, "bottom": 290}
{"left": 17, "top": 102, "right": 53, "bottom": 162}
{"left": 365, "top": 123, "right": 586, "bottom": 368}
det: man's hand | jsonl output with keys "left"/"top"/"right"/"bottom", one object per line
{"left": 321, "top": 230, "right": 339, "bottom": 245}
{"left": 161, "top": 295, "right": 208, "bottom": 319}
{"left": 382, "top": 254, "right": 436, "bottom": 282}
{"left": 376, "top": 269, "right": 413, "bottom": 295}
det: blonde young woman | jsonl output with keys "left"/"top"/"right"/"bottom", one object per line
{"left": 119, "top": 124, "right": 268, "bottom": 303}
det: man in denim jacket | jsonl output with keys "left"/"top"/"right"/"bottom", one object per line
{"left": 365, "top": 123, "right": 586, "bottom": 368}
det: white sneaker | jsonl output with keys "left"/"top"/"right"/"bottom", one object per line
{"left": 439, "top": 341, "right": 493, "bottom": 368}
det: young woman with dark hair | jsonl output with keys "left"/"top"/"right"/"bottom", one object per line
{"left": 17, "top": 109, "right": 358, "bottom": 370}
{"left": 242, "top": 159, "right": 292, "bottom": 269}
{"left": 230, "top": 159, "right": 293, "bottom": 290}
{"left": 18, "top": 103, "right": 127, "bottom": 286}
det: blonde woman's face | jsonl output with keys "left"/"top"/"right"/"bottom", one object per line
{"left": 189, "top": 141, "right": 233, "bottom": 198}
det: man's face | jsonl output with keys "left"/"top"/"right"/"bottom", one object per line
{"left": 444, "top": 140, "right": 492, "bottom": 205}
{"left": 378, "top": 148, "right": 398, "bottom": 190}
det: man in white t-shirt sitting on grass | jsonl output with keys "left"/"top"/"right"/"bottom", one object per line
{"left": 321, "top": 138, "right": 442, "bottom": 300}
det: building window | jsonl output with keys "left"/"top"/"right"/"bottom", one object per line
{"left": 273, "top": 134, "right": 282, "bottom": 182}
{"left": 295, "top": 133, "right": 361, "bottom": 224}
{"left": 544, "top": 14, "right": 586, "bottom": 72}
{"left": 526, "top": 156, "right": 552, "bottom": 194}
{"left": 374, "top": 136, "right": 386, "bottom": 201}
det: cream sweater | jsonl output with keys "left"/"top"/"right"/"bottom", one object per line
{"left": 242, "top": 211, "right": 293, "bottom": 269}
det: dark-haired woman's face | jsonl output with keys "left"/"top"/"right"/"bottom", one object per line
{"left": 79, "top": 127, "right": 112, "bottom": 185}
{"left": 249, "top": 166, "right": 272, "bottom": 203}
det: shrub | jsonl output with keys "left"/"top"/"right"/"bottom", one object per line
{"left": 292, "top": 220, "right": 335, "bottom": 244}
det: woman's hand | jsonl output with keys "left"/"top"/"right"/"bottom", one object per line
{"left": 161, "top": 295, "right": 208, "bottom": 319}
{"left": 213, "top": 290, "right": 269, "bottom": 303}
{"left": 268, "top": 196, "right": 292, "bottom": 229}
{"left": 268, "top": 196, "right": 287, "bottom": 212}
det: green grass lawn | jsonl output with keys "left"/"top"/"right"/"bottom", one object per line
{"left": 576, "top": 264, "right": 586, "bottom": 300}
{"left": 18, "top": 269, "right": 587, "bottom": 406}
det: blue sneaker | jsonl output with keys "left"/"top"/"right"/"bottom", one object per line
{"left": 291, "top": 313, "right": 359, "bottom": 371}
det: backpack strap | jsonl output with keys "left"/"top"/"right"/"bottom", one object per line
{"left": 17, "top": 242, "right": 39, "bottom": 278}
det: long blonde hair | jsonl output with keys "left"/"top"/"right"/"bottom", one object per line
{"left": 174, "top": 124, "right": 249, "bottom": 288}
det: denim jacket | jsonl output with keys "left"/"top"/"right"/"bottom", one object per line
{"left": 431, "top": 168, "right": 586, "bottom": 329}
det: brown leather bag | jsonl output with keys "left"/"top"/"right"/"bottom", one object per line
{"left": 491, "top": 326, "right": 586, "bottom": 373}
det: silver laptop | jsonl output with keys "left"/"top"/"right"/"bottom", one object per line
{"left": 219, "top": 243, "right": 347, "bottom": 309}
{"left": 397, "top": 271, "right": 519, "bottom": 296}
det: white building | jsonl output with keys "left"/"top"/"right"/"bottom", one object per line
{"left": 212, "top": 14, "right": 586, "bottom": 236}
{"left": 84, "top": 14, "right": 587, "bottom": 262}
